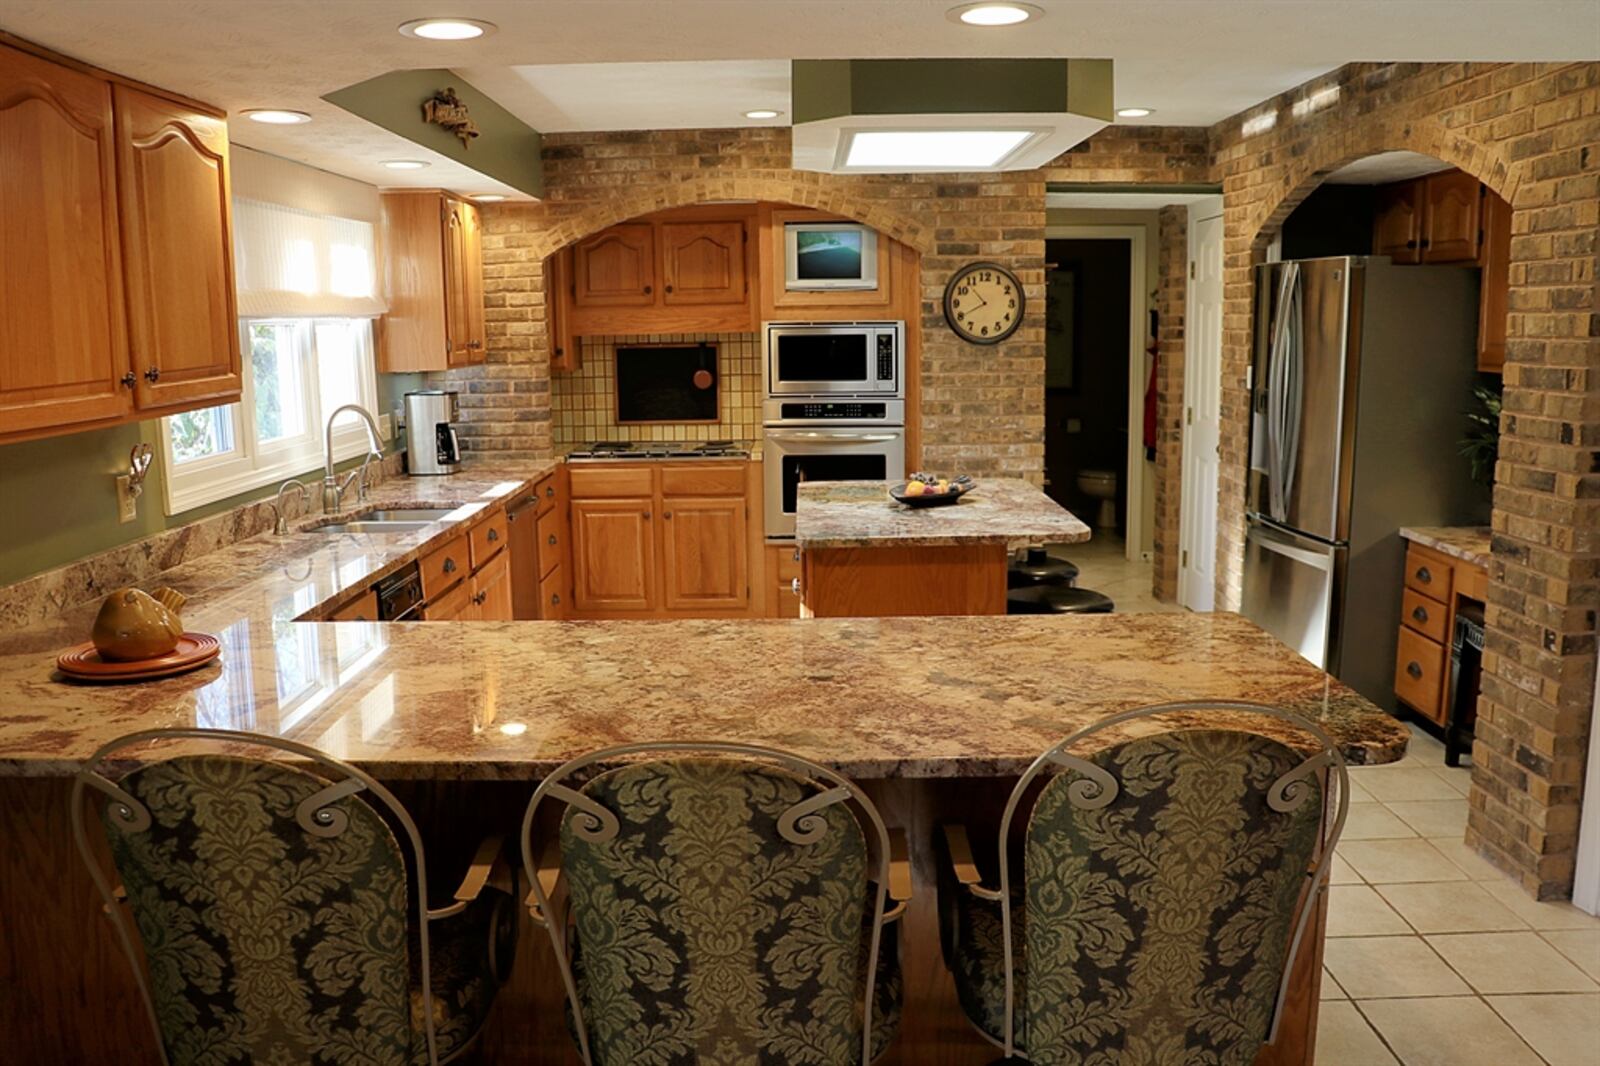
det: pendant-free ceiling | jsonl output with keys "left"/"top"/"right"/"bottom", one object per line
{"left": 790, "top": 58, "right": 1113, "bottom": 174}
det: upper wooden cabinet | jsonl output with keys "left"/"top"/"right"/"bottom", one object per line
{"left": 573, "top": 223, "right": 656, "bottom": 308}
{"left": 0, "top": 38, "right": 241, "bottom": 443}
{"left": 0, "top": 44, "right": 132, "bottom": 437}
{"left": 378, "top": 191, "right": 486, "bottom": 373}
{"left": 544, "top": 245, "right": 578, "bottom": 372}
{"left": 660, "top": 220, "right": 748, "bottom": 307}
{"left": 114, "top": 85, "right": 242, "bottom": 412}
{"left": 1373, "top": 168, "right": 1483, "bottom": 266}
{"left": 1372, "top": 181, "right": 1423, "bottom": 264}
{"left": 1477, "top": 189, "right": 1511, "bottom": 374}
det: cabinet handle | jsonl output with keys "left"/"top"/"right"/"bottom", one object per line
{"left": 1405, "top": 239, "right": 1417, "bottom": 249}
{"left": 554, "top": 346, "right": 564, "bottom": 357}
{"left": 551, "top": 593, "right": 560, "bottom": 605}
{"left": 545, "top": 486, "right": 556, "bottom": 498}
{"left": 1412, "top": 605, "right": 1429, "bottom": 623}
{"left": 444, "top": 558, "right": 457, "bottom": 574}
{"left": 144, "top": 368, "right": 161, "bottom": 383}
{"left": 1421, "top": 238, "right": 1431, "bottom": 248}
{"left": 665, "top": 284, "right": 673, "bottom": 294}
{"left": 487, "top": 528, "right": 499, "bottom": 543}
{"left": 548, "top": 534, "right": 558, "bottom": 545}
{"left": 664, "top": 511, "right": 673, "bottom": 519}
{"left": 643, "top": 285, "right": 652, "bottom": 295}
{"left": 791, "top": 578, "right": 801, "bottom": 595}
{"left": 642, "top": 510, "right": 651, "bottom": 519}
{"left": 1415, "top": 566, "right": 1432, "bottom": 584}
{"left": 1406, "top": 661, "right": 1423, "bottom": 680}
{"left": 120, "top": 372, "right": 137, "bottom": 388}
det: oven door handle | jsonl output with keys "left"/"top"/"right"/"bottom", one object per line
{"left": 765, "top": 431, "right": 900, "bottom": 443}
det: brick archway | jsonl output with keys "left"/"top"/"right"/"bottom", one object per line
{"left": 528, "top": 175, "right": 938, "bottom": 260}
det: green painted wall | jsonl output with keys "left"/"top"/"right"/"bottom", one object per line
{"left": 0, "top": 371, "right": 423, "bottom": 587}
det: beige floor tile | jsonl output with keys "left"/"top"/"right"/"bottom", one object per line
{"left": 1540, "top": 929, "right": 1600, "bottom": 981}
{"left": 1375, "top": 882, "right": 1529, "bottom": 934}
{"left": 1485, "top": 993, "right": 1600, "bottom": 1066}
{"left": 1428, "top": 931, "right": 1599, "bottom": 994}
{"left": 1359, "top": 996, "right": 1544, "bottom": 1066}
{"left": 1339, "top": 839, "right": 1470, "bottom": 884}
{"left": 1343, "top": 802, "right": 1420, "bottom": 840}
{"left": 1314, "top": 1001, "right": 1398, "bottom": 1065}
{"left": 1323, "top": 936, "right": 1469, "bottom": 998}
{"left": 1347, "top": 766, "right": 1463, "bottom": 802}
{"left": 1344, "top": 774, "right": 1376, "bottom": 802}
{"left": 1429, "top": 763, "right": 1475, "bottom": 797}
{"left": 1329, "top": 852, "right": 1363, "bottom": 885}
{"left": 1386, "top": 799, "right": 1468, "bottom": 838}
{"left": 1482, "top": 880, "right": 1600, "bottom": 931}
{"left": 1321, "top": 967, "right": 1349, "bottom": 1000}
{"left": 1328, "top": 884, "right": 1413, "bottom": 936}
{"left": 1427, "top": 836, "right": 1513, "bottom": 882}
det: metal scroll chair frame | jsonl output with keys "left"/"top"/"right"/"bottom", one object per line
{"left": 70, "top": 727, "right": 499, "bottom": 1066}
{"left": 982, "top": 701, "right": 1351, "bottom": 1059}
{"left": 519, "top": 741, "right": 907, "bottom": 1066}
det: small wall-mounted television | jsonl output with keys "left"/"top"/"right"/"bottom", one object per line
{"left": 783, "top": 221, "right": 878, "bottom": 291}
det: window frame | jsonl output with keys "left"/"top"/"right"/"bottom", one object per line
{"left": 160, "top": 316, "right": 385, "bottom": 515}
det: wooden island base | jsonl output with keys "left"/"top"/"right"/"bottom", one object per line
{"left": 801, "top": 543, "right": 1010, "bottom": 617}
{"left": 2, "top": 775, "right": 1323, "bottom": 1065}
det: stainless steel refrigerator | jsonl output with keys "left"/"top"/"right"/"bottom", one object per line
{"left": 1241, "top": 256, "right": 1488, "bottom": 707}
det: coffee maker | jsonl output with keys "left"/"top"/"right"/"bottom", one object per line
{"left": 403, "top": 390, "right": 462, "bottom": 475}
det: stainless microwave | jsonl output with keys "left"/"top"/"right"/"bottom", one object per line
{"left": 765, "top": 322, "right": 903, "bottom": 398}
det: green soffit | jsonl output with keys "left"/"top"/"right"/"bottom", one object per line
{"left": 324, "top": 69, "right": 544, "bottom": 198}
{"left": 791, "top": 58, "right": 1114, "bottom": 125}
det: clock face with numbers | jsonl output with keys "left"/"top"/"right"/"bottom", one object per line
{"left": 943, "top": 262, "right": 1024, "bottom": 345}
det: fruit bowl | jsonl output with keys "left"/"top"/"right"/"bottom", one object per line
{"left": 889, "top": 474, "right": 975, "bottom": 508}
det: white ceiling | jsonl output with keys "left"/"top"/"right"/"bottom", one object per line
{"left": 3, "top": 1, "right": 1595, "bottom": 193}
{"left": 1323, "top": 150, "right": 1455, "bottom": 185}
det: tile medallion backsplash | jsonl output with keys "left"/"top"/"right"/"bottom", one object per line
{"left": 551, "top": 333, "right": 761, "bottom": 449}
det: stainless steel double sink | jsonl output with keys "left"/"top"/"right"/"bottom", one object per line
{"left": 311, "top": 507, "right": 459, "bottom": 534}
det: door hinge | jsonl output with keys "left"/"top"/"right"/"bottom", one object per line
{"left": 1189, "top": 261, "right": 1196, "bottom": 279}
{"left": 1185, "top": 406, "right": 1193, "bottom": 426}
{"left": 1181, "top": 549, "right": 1189, "bottom": 567}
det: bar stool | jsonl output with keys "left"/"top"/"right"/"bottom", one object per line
{"left": 1007, "top": 585, "right": 1115, "bottom": 614}
{"left": 1007, "top": 547, "right": 1080, "bottom": 589}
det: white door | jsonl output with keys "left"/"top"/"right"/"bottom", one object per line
{"left": 1179, "top": 202, "right": 1224, "bottom": 611}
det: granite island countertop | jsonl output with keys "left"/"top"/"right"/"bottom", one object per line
{"left": 1400, "top": 526, "right": 1492, "bottom": 569}
{"left": 795, "top": 478, "right": 1092, "bottom": 551}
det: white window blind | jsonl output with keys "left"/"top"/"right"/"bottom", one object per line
{"left": 232, "top": 198, "right": 387, "bottom": 319}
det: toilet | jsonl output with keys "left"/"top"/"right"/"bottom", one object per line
{"left": 1075, "top": 468, "right": 1119, "bottom": 529}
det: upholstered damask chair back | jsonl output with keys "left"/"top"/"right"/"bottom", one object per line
{"left": 73, "top": 729, "right": 440, "bottom": 1066}
{"left": 521, "top": 742, "right": 898, "bottom": 1066}
{"left": 996, "top": 702, "right": 1349, "bottom": 1065}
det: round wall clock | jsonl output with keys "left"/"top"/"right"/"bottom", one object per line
{"left": 943, "top": 261, "right": 1024, "bottom": 345}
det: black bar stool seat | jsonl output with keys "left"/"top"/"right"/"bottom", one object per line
{"left": 1007, "top": 547, "right": 1080, "bottom": 589}
{"left": 1007, "top": 585, "right": 1115, "bottom": 615}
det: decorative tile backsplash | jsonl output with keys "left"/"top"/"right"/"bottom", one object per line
{"left": 551, "top": 332, "right": 761, "bottom": 450}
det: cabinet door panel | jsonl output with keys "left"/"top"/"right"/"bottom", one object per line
{"left": 661, "top": 496, "right": 747, "bottom": 612}
{"left": 661, "top": 221, "right": 746, "bottom": 306}
{"left": 114, "top": 85, "right": 240, "bottom": 411}
{"left": 0, "top": 46, "right": 132, "bottom": 437}
{"left": 573, "top": 223, "right": 655, "bottom": 307}
{"left": 442, "top": 199, "right": 473, "bottom": 366}
{"left": 1477, "top": 190, "right": 1511, "bottom": 372}
{"left": 545, "top": 246, "right": 578, "bottom": 371}
{"left": 1372, "top": 180, "right": 1422, "bottom": 264}
{"left": 1422, "top": 171, "right": 1481, "bottom": 263}
{"left": 570, "top": 498, "right": 656, "bottom": 612}
{"left": 472, "top": 551, "right": 513, "bottom": 621}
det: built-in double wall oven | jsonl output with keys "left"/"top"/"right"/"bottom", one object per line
{"left": 762, "top": 322, "right": 906, "bottom": 537}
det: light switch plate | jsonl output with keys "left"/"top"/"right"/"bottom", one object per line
{"left": 116, "top": 475, "right": 138, "bottom": 524}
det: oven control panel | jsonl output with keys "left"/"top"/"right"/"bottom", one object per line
{"left": 876, "top": 334, "right": 896, "bottom": 383}
{"left": 779, "top": 402, "right": 889, "bottom": 420}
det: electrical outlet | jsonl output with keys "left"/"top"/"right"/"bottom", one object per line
{"left": 115, "top": 475, "right": 138, "bottom": 524}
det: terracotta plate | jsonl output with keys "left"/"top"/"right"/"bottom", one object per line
{"left": 57, "top": 633, "right": 221, "bottom": 683}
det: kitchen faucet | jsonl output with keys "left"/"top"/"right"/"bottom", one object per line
{"left": 322, "top": 404, "right": 385, "bottom": 514}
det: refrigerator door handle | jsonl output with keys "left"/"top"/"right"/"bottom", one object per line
{"left": 1250, "top": 521, "right": 1334, "bottom": 571}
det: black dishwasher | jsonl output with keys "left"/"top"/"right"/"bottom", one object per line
{"left": 1445, "top": 601, "right": 1485, "bottom": 766}
{"left": 374, "top": 562, "right": 425, "bottom": 621}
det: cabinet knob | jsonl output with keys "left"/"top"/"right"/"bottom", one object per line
{"left": 554, "top": 346, "right": 564, "bottom": 357}
{"left": 642, "top": 510, "right": 651, "bottom": 519}
{"left": 551, "top": 593, "right": 560, "bottom": 605}
{"left": 1405, "top": 239, "right": 1417, "bottom": 249}
{"left": 643, "top": 285, "right": 652, "bottom": 295}
{"left": 548, "top": 534, "right": 557, "bottom": 546}
{"left": 444, "top": 558, "right": 457, "bottom": 574}
{"left": 545, "top": 486, "right": 555, "bottom": 498}
{"left": 1415, "top": 566, "right": 1432, "bottom": 584}
{"left": 1412, "top": 605, "right": 1429, "bottom": 623}
{"left": 1406, "top": 661, "right": 1423, "bottom": 680}
{"left": 664, "top": 511, "right": 673, "bottom": 519}
{"left": 487, "top": 528, "right": 499, "bottom": 543}
{"left": 665, "top": 284, "right": 673, "bottom": 294}
{"left": 143, "top": 367, "right": 161, "bottom": 383}
{"left": 120, "top": 372, "right": 137, "bottom": 388}
{"left": 791, "top": 578, "right": 801, "bottom": 595}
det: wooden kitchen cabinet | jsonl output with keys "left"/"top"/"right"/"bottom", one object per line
{"left": 1373, "top": 180, "right": 1423, "bottom": 263}
{"left": 661, "top": 497, "right": 748, "bottom": 612}
{"left": 1420, "top": 170, "right": 1482, "bottom": 263}
{"left": 378, "top": 191, "right": 486, "bottom": 372}
{"left": 1477, "top": 188, "right": 1511, "bottom": 373}
{"left": 327, "top": 589, "right": 380, "bottom": 622}
{"left": 1393, "top": 540, "right": 1487, "bottom": 732}
{"left": 1, "top": 37, "right": 242, "bottom": 443}
{"left": 467, "top": 548, "right": 513, "bottom": 621}
{"left": 545, "top": 245, "right": 579, "bottom": 372}
{"left": 573, "top": 222, "right": 656, "bottom": 308}
{"left": 660, "top": 220, "right": 748, "bottom": 307}
{"left": 508, "top": 470, "right": 570, "bottom": 620}
{"left": 767, "top": 543, "right": 803, "bottom": 618}
{"left": 570, "top": 498, "right": 657, "bottom": 613}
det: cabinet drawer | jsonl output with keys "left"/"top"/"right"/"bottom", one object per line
{"left": 534, "top": 474, "right": 561, "bottom": 515}
{"left": 1457, "top": 561, "right": 1488, "bottom": 602}
{"left": 327, "top": 589, "right": 379, "bottom": 622}
{"left": 1404, "top": 547, "right": 1453, "bottom": 601}
{"left": 1394, "top": 627, "right": 1448, "bottom": 723}
{"left": 1401, "top": 587, "right": 1449, "bottom": 643}
{"left": 425, "top": 577, "right": 473, "bottom": 621}
{"left": 420, "top": 532, "right": 470, "bottom": 599}
{"left": 535, "top": 507, "right": 563, "bottom": 577}
{"left": 569, "top": 465, "right": 652, "bottom": 497}
{"left": 661, "top": 464, "right": 745, "bottom": 496}
{"left": 774, "top": 545, "right": 801, "bottom": 581}
{"left": 469, "top": 508, "right": 508, "bottom": 570}
{"left": 540, "top": 567, "right": 566, "bottom": 620}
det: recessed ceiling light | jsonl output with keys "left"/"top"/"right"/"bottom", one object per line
{"left": 473, "top": 194, "right": 506, "bottom": 202}
{"left": 382, "top": 160, "right": 430, "bottom": 170}
{"left": 397, "top": 17, "right": 497, "bottom": 40}
{"left": 743, "top": 109, "right": 783, "bottom": 120}
{"left": 844, "top": 129, "right": 1033, "bottom": 170}
{"left": 1116, "top": 107, "right": 1154, "bottom": 119}
{"left": 947, "top": 2, "right": 1042, "bottom": 26}
{"left": 243, "top": 109, "right": 312, "bottom": 125}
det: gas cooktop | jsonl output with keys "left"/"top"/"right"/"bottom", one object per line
{"left": 566, "top": 440, "right": 752, "bottom": 460}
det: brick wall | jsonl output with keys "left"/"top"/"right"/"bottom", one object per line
{"left": 1152, "top": 205, "right": 1188, "bottom": 602}
{"left": 1211, "top": 62, "right": 1600, "bottom": 897}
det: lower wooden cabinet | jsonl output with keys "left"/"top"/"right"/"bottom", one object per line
{"left": 1393, "top": 542, "right": 1487, "bottom": 727}
{"left": 424, "top": 576, "right": 474, "bottom": 621}
{"left": 570, "top": 498, "right": 657, "bottom": 613}
{"left": 327, "top": 589, "right": 379, "bottom": 622}
{"left": 662, "top": 497, "right": 748, "bottom": 612}
{"left": 767, "top": 543, "right": 803, "bottom": 618}
{"left": 467, "top": 549, "right": 513, "bottom": 621}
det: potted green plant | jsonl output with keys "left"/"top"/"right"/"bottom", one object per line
{"left": 1459, "top": 383, "right": 1502, "bottom": 486}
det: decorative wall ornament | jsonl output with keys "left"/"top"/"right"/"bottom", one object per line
{"left": 423, "top": 87, "right": 480, "bottom": 148}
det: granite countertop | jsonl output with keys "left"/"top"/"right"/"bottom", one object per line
{"left": 0, "top": 611, "right": 1406, "bottom": 779}
{"left": 1400, "top": 526, "right": 1492, "bottom": 569}
{"left": 794, "top": 478, "right": 1093, "bottom": 550}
